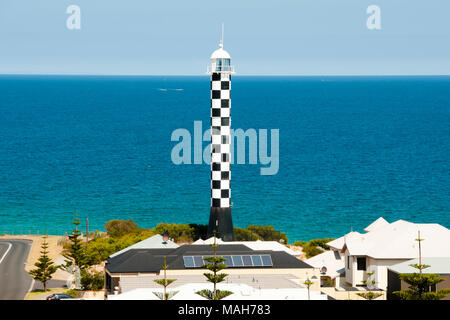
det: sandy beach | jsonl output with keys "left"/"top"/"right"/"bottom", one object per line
{"left": 0, "top": 234, "right": 69, "bottom": 280}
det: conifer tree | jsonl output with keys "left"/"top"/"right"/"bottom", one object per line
{"left": 153, "top": 256, "right": 178, "bottom": 300}
{"left": 394, "top": 231, "right": 450, "bottom": 300}
{"left": 196, "top": 232, "right": 233, "bottom": 300}
{"left": 29, "top": 236, "right": 58, "bottom": 292}
{"left": 303, "top": 277, "right": 314, "bottom": 300}
{"left": 356, "top": 272, "right": 383, "bottom": 300}
{"left": 63, "top": 214, "right": 87, "bottom": 270}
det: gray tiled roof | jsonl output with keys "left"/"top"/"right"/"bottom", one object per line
{"left": 106, "top": 244, "right": 313, "bottom": 274}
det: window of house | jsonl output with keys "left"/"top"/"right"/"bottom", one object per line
{"left": 347, "top": 256, "right": 350, "bottom": 269}
{"left": 357, "top": 257, "right": 366, "bottom": 271}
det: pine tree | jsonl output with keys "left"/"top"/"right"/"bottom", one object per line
{"left": 196, "top": 232, "right": 233, "bottom": 300}
{"left": 153, "top": 256, "right": 178, "bottom": 300}
{"left": 303, "top": 278, "right": 314, "bottom": 300}
{"left": 393, "top": 231, "right": 450, "bottom": 300}
{"left": 63, "top": 214, "right": 87, "bottom": 270}
{"left": 356, "top": 271, "right": 384, "bottom": 300}
{"left": 29, "top": 236, "right": 58, "bottom": 292}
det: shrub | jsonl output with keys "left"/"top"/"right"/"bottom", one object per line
{"left": 80, "top": 270, "right": 104, "bottom": 291}
{"left": 234, "top": 227, "right": 261, "bottom": 241}
{"left": 65, "top": 289, "right": 80, "bottom": 298}
{"left": 153, "top": 223, "right": 195, "bottom": 242}
{"left": 293, "top": 238, "right": 335, "bottom": 258}
{"left": 246, "top": 225, "right": 288, "bottom": 243}
{"left": 104, "top": 219, "right": 138, "bottom": 237}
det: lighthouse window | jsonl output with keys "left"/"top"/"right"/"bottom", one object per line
{"left": 216, "top": 59, "right": 223, "bottom": 71}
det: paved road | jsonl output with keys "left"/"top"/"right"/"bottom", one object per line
{"left": 0, "top": 240, "right": 33, "bottom": 300}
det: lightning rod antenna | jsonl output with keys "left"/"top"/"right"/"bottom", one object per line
{"left": 221, "top": 23, "right": 224, "bottom": 48}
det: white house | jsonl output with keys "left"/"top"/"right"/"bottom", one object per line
{"left": 307, "top": 217, "right": 450, "bottom": 291}
{"left": 108, "top": 283, "right": 328, "bottom": 300}
{"left": 109, "top": 234, "right": 179, "bottom": 258}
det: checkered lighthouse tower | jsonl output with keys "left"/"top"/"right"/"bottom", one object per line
{"left": 206, "top": 40, "right": 235, "bottom": 241}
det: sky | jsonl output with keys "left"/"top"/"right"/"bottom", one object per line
{"left": 0, "top": 0, "right": 449, "bottom": 75}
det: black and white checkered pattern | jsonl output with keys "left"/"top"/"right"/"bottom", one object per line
{"left": 210, "top": 72, "right": 231, "bottom": 208}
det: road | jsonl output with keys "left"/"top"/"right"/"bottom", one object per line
{"left": 0, "top": 240, "right": 33, "bottom": 300}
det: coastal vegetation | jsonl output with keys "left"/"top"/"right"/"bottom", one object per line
{"left": 77, "top": 220, "right": 290, "bottom": 265}
{"left": 28, "top": 235, "right": 58, "bottom": 292}
{"left": 292, "top": 238, "right": 335, "bottom": 258}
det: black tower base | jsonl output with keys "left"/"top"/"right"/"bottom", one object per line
{"left": 207, "top": 207, "right": 235, "bottom": 241}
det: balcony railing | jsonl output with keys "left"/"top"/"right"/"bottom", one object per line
{"left": 207, "top": 65, "right": 235, "bottom": 73}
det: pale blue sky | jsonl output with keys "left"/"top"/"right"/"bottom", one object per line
{"left": 0, "top": 0, "right": 449, "bottom": 75}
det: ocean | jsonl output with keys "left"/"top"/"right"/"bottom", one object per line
{"left": 0, "top": 75, "right": 448, "bottom": 242}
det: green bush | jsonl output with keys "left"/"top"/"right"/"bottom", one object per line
{"left": 234, "top": 227, "right": 261, "bottom": 241}
{"left": 65, "top": 289, "right": 80, "bottom": 298}
{"left": 104, "top": 219, "right": 138, "bottom": 237}
{"left": 293, "top": 238, "right": 335, "bottom": 258}
{"left": 246, "top": 225, "right": 288, "bottom": 243}
{"left": 153, "top": 223, "right": 195, "bottom": 242}
{"left": 81, "top": 270, "right": 104, "bottom": 291}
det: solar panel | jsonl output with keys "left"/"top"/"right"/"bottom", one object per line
{"left": 261, "top": 254, "right": 273, "bottom": 266}
{"left": 223, "top": 255, "right": 233, "bottom": 267}
{"left": 183, "top": 256, "right": 195, "bottom": 268}
{"left": 251, "top": 255, "right": 263, "bottom": 266}
{"left": 193, "top": 256, "right": 204, "bottom": 267}
{"left": 184, "top": 254, "right": 273, "bottom": 268}
{"left": 242, "top": 255, "right": 253, "bottom": 266}
{"left": 231, "top": 255, "right": 243, "bottom": 266}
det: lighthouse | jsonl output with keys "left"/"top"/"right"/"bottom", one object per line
{"left": 206, "top": 37, "right": 235, "bottom": 241}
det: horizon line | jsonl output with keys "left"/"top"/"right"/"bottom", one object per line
{"left": 1, "top": 73, "right": 450, "bottom": 77}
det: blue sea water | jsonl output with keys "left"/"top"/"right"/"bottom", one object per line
{"left": 0, "top": 75, "right": 448, "bottom": 242}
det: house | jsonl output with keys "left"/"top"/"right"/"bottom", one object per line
{"left": 306, "top": 217, "right": 450, "bottom": 292}
{"left": 387, "top": 257, "right": 450, "bottom": 300}
{"left": 104, "top": 243, "right": 321, "bottom": 298}
{"left": 109, "top": 234, "right": 178, "bottom": 258}
{"left": 108, "top": 282, "right": 329, "bottom": 300}
{"left": 193, "top": 237, "right": 300, "bottom": 257}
